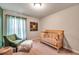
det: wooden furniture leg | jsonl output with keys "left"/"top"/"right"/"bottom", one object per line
{"left": 16, "top": 47, "right": 18, "bottom": 52}
{"left": 57, "top": 48, "right": 60, "bottom": 53}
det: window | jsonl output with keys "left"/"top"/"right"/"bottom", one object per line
{"left": 6, "top": 15, "right": 26, "bottom": 39}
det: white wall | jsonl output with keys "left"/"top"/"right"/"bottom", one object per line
{"left": 26, "top": 16, "right": 40, "bottom": 40}
{"left": 3, "top": 10, "right": 40, "bottom": 40}
{"left": 40, "top": 5, "right": 79, "bottom": 52}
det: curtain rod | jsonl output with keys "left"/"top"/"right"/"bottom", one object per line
{"left": 5, "top": 14, "right": 27, "bottom": 19}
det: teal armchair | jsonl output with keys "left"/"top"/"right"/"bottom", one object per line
{"left": 3, "top": 34, "right": 25, "bottom": 52}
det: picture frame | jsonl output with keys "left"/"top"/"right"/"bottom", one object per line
{"left": 30, "top": 22, "right": 38, "bottom": 31}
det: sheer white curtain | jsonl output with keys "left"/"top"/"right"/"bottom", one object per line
{"left": 6, "top": 15, "right": 26, "bottom": 39}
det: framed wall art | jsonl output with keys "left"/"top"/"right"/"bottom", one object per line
{"left": 30, "top": 22, "right": 38, "bottom": 31}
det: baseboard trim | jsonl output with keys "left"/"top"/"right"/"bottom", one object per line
{"left": 64, "top": 47, "right": 79, "bottom": 54}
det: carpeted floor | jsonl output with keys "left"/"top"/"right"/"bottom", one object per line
{"left": 13, "top": 41, "right": 77, "bottom": 55}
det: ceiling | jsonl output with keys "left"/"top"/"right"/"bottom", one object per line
{"left": 0, "top": 3, "right": 79, "bottom": 19}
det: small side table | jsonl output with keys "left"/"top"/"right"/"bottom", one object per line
{"left": 0, "top": 47, "right": 13, "bottom": 55}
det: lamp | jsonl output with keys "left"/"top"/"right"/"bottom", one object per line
{"left": 33, "top": 3, "right": 42, "bottom": 9}
{"left": 34, "top": 3, "right": 42, "bottom": 6}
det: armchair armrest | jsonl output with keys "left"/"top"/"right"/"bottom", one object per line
{"left": 16, "top": 37, "right": 22, "bottom": 40}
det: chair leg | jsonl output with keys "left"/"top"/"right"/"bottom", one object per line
{"left": 16, "top": 47, "right": 18, "bottom": 52}
{"left": 57, "top": 48, "right": 60, "bottom": 53}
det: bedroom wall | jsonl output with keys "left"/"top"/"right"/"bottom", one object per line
{"left": 3, "top": 9, "right": 40, "bottom": 40}
{"left": 40, "top": 5, "right": 79, "bottom": 53}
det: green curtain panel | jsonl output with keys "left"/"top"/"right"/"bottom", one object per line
{"left": 0, "top": 7, "right": 3, "bottom": 48}
{"left": 6, "top": 15, "right": 26, "bottom": 39}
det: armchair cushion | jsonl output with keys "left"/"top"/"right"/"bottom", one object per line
{"left": 6, "top": 34, "right": 16, "bottom": 41}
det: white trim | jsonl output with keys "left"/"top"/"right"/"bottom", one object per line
{"left": 64, "top": 46, "right": 79, "bottom": 54}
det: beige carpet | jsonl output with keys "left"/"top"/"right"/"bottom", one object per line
{"left": 13, "top": 41, "right": 77, "bottom": 55}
